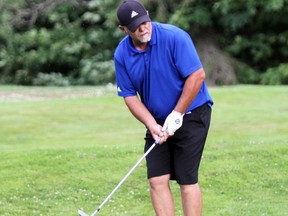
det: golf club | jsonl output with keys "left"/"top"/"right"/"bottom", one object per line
{"left": 78, "top": 136, "right": 161, "bottom": 216}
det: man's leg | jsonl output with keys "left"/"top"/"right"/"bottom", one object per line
{"left": 149, "top": 174, "right": 175, "bottom": 216}
{"left": 180, "top": 183, "right": 202, "bottom": 216}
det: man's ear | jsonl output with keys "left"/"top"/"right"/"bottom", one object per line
{"left": 118, "top": 25, "right": 128, "bottom": 34}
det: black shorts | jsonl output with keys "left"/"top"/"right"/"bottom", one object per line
{"left": 144, "top": 103, "right": 211, "bottom": 185}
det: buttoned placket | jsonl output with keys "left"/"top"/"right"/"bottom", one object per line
{"left": 145, "top": 45, "right": 152, "bottom": 71}
{"left": 143, "top": 46, "right": 151, "bottom": 95}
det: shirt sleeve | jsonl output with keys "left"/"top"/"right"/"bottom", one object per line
{"left": 173, "top": 30, "right": 203, "bottom": 78}
{"left": 114, "top": 57, "right": 137, "bottom": 97}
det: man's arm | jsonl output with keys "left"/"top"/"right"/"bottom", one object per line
{"left": 174, "top": 68, "right": 206, "bottom": 114}
{"left": 162, "top": 68, "right": 206, "bottom": 136}
{"left": 124, "top": 96, "right": 168, "bottom": 143}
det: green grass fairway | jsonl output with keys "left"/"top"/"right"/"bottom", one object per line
{"left": 0, "top": 85, "right": 287, "bottom": 216}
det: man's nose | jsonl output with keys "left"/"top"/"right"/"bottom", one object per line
{"left": 138, "top": 22, "right": 147, "bottom": 31}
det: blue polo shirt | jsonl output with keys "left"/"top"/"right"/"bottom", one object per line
{"left": 114, "top": 22, "right": 213, "bottom": 120}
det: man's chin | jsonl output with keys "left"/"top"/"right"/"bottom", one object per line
{"left": 140, "top": 36, "right": 151, "bottom": 43}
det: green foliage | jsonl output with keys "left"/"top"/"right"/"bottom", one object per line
{"left": 0, "top": 0, "right": 121, "bottom": 85}
{"left": 169, "top": 1, "right": 213, "bottom": 35}
{"left": 0, "top": 0, "right": 288, "bottom": 85}
{"left": 77, "top": 59, "right": 115, "bottom": 85}
{"left": 227, "top": 34, "right": 273, "bottom": 69}
{"left": 32, "top": 72, "right": 70, "bottom": 86}
{"left": 233, "top": 61, "right": 260, "bottom": 84}
{"left": 213, "top": 0, "right": 288, "bottom": 72}
{"left": 261, "top": 63, "right": 288, "bottom": 85}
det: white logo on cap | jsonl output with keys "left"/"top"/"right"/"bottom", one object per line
{"left": 131, "top": 11, "right": 139, "bottom": 18}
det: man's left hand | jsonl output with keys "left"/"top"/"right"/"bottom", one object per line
{"left": 162, "top": 110, "right": 184, "bottom": 136}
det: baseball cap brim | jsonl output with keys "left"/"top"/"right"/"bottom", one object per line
{"left": 126, "top": 14, "right": 151, "bottom": 32}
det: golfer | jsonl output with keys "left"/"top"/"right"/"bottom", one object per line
{"left": 114, "top": 1, "right": 213, "bottom": 215}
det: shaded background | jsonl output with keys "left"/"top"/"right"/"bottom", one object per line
{"left": 0, "top": 0, "right": 287, "bottom": 86}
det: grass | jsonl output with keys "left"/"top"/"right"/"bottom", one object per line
{"left": 0, "top": 85, "right": 287, "bottom": 216}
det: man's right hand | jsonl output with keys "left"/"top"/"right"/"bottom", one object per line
{"left": 148, "top": 124, "right": 169, "bottom": 144}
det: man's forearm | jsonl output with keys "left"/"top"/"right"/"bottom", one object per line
{"left": 174, "top": 68, "right": 206, "bottom": 114}
{"left": 124, "top": 95, "right": 157, "bottom": 130}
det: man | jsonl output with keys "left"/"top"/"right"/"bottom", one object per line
{"left": 114, "top": 0, "right": 213, "bottom": 215}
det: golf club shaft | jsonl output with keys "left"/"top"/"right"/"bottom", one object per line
{"left": 91, "top": 137, "right": 160, "bottom": 216}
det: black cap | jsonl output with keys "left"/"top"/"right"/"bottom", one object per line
{"left": 117, "top": 0, "right": 151, "bottom": 32}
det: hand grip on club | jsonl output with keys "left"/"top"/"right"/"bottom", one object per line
{"left": 155, "top": 135, "right": 161, "bottom": 144}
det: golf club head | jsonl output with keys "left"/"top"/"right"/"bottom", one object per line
{"left": 78, "top": 209, "right": 89, "bottom": 216}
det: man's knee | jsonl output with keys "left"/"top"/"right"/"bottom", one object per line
{"left": 180, "top": 183, "right": 200, "bottom": 194}
{"left": 149, "top": 174, "right": 171, "bottom": 190}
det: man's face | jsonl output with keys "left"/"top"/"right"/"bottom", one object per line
{"left": 121, "top": 22, "right": 152, "bottom": 46}
{"left": 132, "top": 22, "right": 152, "bottom": 43}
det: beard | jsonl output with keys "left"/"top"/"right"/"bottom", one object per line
{"left": 139, "top": 31, "right": 151, "bottom": 43}
{"left": 140, "top": 35, "right": 151, "bottom": 43}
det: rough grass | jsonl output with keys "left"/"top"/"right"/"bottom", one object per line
{"left": 0, "top": 85, "right": 287, "bottom": 216}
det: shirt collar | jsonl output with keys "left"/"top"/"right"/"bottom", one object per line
{"left": 149, "top": 22, "right": 157, "bottom": 46}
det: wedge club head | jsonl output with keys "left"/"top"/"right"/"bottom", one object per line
{"left": 78, "top": 209, "right": 89, "bottom": 216}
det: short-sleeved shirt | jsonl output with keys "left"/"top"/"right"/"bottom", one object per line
{"left": 114, "top": 22, "right": 213, "bottom": 120}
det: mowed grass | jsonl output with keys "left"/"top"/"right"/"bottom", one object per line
{"left": 0, "top": 85, "right": 287, "bottom": 216}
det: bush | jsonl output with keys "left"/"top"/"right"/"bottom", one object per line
{"left": 33, "top": 72, "right": 70, "bottom": 86}
{"left": 233, "top": 61, "right": 261, "bottom": 84}
{"left": 261, "top": 64, "right": 288, "bottom": 85}
{"left": 76, "top": 59, "right": 115, "bottom": 85}
{"left": 0, "top": 1, "right": 119, "bottom": 86}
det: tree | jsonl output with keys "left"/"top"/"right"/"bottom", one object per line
{"left": 212, "top": 0, "right": 288, "bottom": 70}
{"left": 0, "top": 0, "right": 287, "bottom": 85}
{"left": 0, "top": 0, "right": 120, "bottom": 85}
